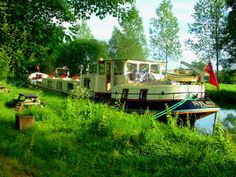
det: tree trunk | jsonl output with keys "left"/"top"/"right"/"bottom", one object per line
{"left": 165, "top": 51, "right": 168, "bottom": 78}
{"left": 215, "top": 21, "right": 220, "bottom": 92}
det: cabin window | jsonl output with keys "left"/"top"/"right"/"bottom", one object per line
{"left": 151, "top": 64, "right": 160, "bottom": 74}
{"left": 140, "top": 64, "right": 149, "bottom": 73}
{"left": 121, "top": 89, "right": 129, "bottom": 99}
{"left": 48, "top": 80, "right": 53, "bottom": 88}
{"left": 56, "top": 82, "right": 62, "bottom": 90}
{"left": 139, "top": 89, "right": 148, "bottom": 100}
{"left": 98, "top": 63, "right": 105, "bottom": 75}
{"left": 106, "top": 63, "right": 111, "bottom": 75}
{"left": 84, "top": 78, "right": 90, "bottom": 89}
{"left": 67, "top": 83, "right": 74, "bottom": 90}
{"left": 114, "top": 62, "right": 123, "bottom": 75}
{"left": 127, "top": 63, "right": 137, "bottom": 73}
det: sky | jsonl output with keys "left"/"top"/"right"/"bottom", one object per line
{"left": 86, "top": 0, "right": 198, "bottom": 69}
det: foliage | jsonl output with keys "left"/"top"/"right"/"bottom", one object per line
{"left": 114, "top": 97, "right": 126, "bottom": 111}
{"left": 69, "top": 0, "right": 135, "bottom": 20}
{"left": 0, "top": 1, "right": 68, "bottom": 80}
{"left": 69, "top": 87, "right": 90, "bottom": 99}
{"left": 205, "top": 83, "right": 236, "bottom": 109}
{"left": 187, "top": 0, "right": 226, "bottom": 77}
{"left": 214, "top": 119, "right": 225, "bottom": 142}
{"left": 149, "top": 0, "right": 181, "bottom": 75}
{"left": 223, "top": 113, "right": 236, "bottom": 141}
{"left": 66, "top": 20, "right": 94, "bottom": 42}
{"left": 108, "top": 6, "right": 148, "bottom": 60}
{"left": 0, "top": 48, "right": 10, "bottom": 80}
{"left": 0, "top": 85, "right": 236, "bottom": 176}
{"left": 219, "top": 69, "right": 236, "bottom": 84}
{"left": 56, "top": 39, "right": 108, "bottom": 75}
{"left": 16, "top": 107, "right": 35, "bottom": 116}
{"left": 0, "top": 0, "right": 134, "bottom": 81}
{"left": 166, "top": 105, "right": 177, "bottom": 128}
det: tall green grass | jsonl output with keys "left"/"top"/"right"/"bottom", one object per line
{"left": 0, "top": 84, "right": 236, "bottom": 176}
{"left": 205, "top": 83, "right": 236, "bottom": 109}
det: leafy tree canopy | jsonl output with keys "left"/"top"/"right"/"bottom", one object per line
{"left": 56, "top": 39, "right": 108, "bottom": 75}
{"left": 222, "top": 0, "right": 236, "bottom": 68}
{"left": 0, "top": 0, "right": 134, "bottom": 80}
{"left": 149, "top": 0, "right": 181, "bottom": 75}
{"left": 66, "top": 20, "right": 94, "bottom": 42}
{"left": 108, "top": 6, "right": 148, "bottom": 60}
{"left": 187, "top": 0, "right": 226, "bottom": 77}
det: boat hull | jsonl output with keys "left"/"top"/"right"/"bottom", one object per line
{"left": 115, "top": 98, "right": 219, "bottom": 127}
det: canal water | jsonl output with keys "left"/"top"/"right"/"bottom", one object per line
{"left": 195, "top": 109, "right": 236, "bottom": 133}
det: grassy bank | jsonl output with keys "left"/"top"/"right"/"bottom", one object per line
{"left": 0, "top": 83, "right": 236, "bottom": 176}
{"left": 205, "top": 83, "right": 236, "bottom": 109}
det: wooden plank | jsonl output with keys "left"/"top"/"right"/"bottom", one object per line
{"left": 19, "top": 93, "right": 38, "bottom": 98}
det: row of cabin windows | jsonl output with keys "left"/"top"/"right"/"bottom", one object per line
{"left": 98, "top": 62, "right": 160, "bottom": 75}
{"left": 48, "top": 81, "right": 74, "bottom": 91}
{"left": 98, "top": 62, "right": 123, "bottom": 75}
{"left": 127, "top": 63, "right": 160, "bottom": 74}
{"left": 122, "top": 89, "right": 148, "bottom": 100}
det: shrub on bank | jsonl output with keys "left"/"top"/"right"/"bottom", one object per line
{"left": 219, "top": 69, "right": 236, "bottom": 84}
{"left": 205, "top": 83, "right": 236, "bottom": 109}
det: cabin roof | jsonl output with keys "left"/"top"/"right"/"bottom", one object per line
{"left": 100, "top": 59, "right": 166, "bottom": 64}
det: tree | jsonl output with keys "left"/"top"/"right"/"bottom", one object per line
{"left": 0, "top": 0, "right": 134, "bottom": 81}
{"left": 108, "top": 6, "right": 148, "bottom": 60}
{"left": 69, "top": 0, "right": 135, "bottom": 20}
{"left": 66, "top": 20, "right": 94, "bottom": 42}
{"left": 0, "top": 48, "right": 10, "bottom": 80}
{"left": 222, "top": 0, "right": 236, "bottom": 68}
{"left": 56, "top": 39, "right": 108, "bottom": 75}
{"left": 149, "top": 0, "right": 181, "bottom": 77}
{"left": 187, "top": 0, "right": 226, "bottom": 80}
{"left": 0, "top": 1, "right": 72, "bottom": 80}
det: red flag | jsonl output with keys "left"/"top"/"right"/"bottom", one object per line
{"left": 204, "top": 61, "right": 218, "bottom": 88}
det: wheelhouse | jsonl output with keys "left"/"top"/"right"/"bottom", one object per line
{"left": 96, "top": 59, "right": 165, "bottom": 84}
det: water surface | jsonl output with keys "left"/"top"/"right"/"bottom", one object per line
{"left": 195, "top": 109, "right": 236, "bottom": 133}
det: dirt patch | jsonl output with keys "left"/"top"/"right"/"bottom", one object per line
{"left": 0, "top": 156, "right": 36, "bottom": 177}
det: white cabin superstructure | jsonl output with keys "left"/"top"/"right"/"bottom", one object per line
{"left": 41, "top": 59, "right": 206, "bottom": 101}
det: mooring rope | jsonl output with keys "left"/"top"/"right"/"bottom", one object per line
{"left": 155, "top": 93, "right": 198, "bottom": 119}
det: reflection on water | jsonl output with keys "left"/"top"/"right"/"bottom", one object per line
{"left": 195, "top": 109, "right": 236, "bottom": 133}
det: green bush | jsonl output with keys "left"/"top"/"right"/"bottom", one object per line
{"left": 220, "top": 69, "right": 236, "bottom": 84}
{"left": 56, "top": 39, "right": 108, "bottom": 75}
{"left": 205, "top": 83, "right": 236, "bottom": 108}
{"left": 223, "top": 113, "right": 236, "bottom": 142}
{"left": 0, "top": 48, "right": 10, "bottom": 81}
{"left": 69, "top": 87, "right": 90, "bottom": 99}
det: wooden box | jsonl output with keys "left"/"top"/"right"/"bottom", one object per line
{"left": 16, "top": 115, "right": 35, "bottom": 130}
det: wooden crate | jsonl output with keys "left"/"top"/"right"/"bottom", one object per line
{"left": 16, "top": 115, "right": 35, "bottom": 130}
